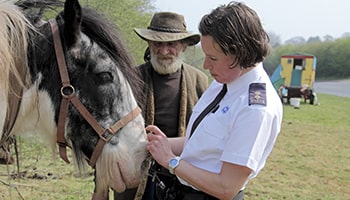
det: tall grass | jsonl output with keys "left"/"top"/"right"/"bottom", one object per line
{"left": 0, "top": 94, "right": 349, "bottom": 199}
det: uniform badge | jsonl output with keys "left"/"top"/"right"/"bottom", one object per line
{"left": 221, "top": 106, "right": 229, "bottom": 113}
{"left": 249, "top": 83, "right": 266, "bottom": 106}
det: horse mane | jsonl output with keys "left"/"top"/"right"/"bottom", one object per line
{"left": 76, "top": 7, "right": 144, "bottom": 103}
{"left": 0, "top": 1, "right": 32, "bottom": 95}
{"left": 0, "top": 1, "right": 32, "bottom": 139}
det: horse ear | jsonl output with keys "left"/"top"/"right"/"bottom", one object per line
{"left": 63, "top": 0, "right": 82, "bottom": 47}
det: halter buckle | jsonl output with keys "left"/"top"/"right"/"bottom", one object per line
{"left": 100, "top": 128, "right": 115, "bottom": 142}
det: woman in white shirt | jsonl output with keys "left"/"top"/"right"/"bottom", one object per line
{"left": 146, "top": 1, "right": 283, "bottom": 200}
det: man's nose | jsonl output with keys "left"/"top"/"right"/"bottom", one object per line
{"left": 158, "top": 45, "right": 171, "bottom": 55}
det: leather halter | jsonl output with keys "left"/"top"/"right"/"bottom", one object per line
{"left": 48, "top": 19, "right": 141, "bottom": 167}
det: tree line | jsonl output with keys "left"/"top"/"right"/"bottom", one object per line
{"left": 77, "top": 0, "right": 349, "bottom": 81}
{"left": 264, "top": 37, "right": 350, "bottom": 80}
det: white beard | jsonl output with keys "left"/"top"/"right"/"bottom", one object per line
{"left": 150, "top": 51, "right": 185, "bottom": 75}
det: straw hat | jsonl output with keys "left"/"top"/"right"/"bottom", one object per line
{"left": 134, "top": 12, "right": 200, "bottom": 46}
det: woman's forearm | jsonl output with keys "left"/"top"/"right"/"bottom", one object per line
{"left": 168, "top": 136, "right": 185, "bottom": 156}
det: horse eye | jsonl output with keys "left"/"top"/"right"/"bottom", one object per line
{"left": 96, "top": 72, "right": 113, "bottom": 83}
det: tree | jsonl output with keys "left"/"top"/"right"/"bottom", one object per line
{"left": 265, "top": 37, "right": 350, "bottom": 80}
{"left": 267, "top": 31, "right": 282, "bottom": 47}
{"left": 323, "top": 35, "right": 333, "bottom": 41}
{"left": 285, "top": 36, "right": 306, "bottom": 45}
{"left": 183, "top": 45, "right": 212, "bottom": 80}
{"left": 306, "top": 36, "right": 321, "bottom": 43}
{"left": 80, "top": 0, "right": 156, "bottom": 64}
{"left": 341, "top": 32, "right": 350, "bottom": 38}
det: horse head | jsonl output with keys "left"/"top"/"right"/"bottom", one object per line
{"left": 15, "top": 0, "right": 148, "bottom": 194}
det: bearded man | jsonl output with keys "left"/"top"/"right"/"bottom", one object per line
{"left": 135, "top": 12, "right": 208, "bottom": 140}
{"left": 114, "top": 12, "right": 208, "bottom": 200}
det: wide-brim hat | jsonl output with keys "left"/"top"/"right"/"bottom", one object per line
{"left": 134, "top": 12, "right": 200, "bottom": 46}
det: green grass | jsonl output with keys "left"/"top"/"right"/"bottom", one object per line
{"left": 246, "top": 94, "right": 350, "bottom": 199}
{"left": 1, "top": 94, "right": 349, "bottom": 199}
{"left": 0, "top": 136, "right": 95, "bottom": 200}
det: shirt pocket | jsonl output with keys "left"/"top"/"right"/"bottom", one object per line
{"left": 203, "top": 114, "right": 227, "bottom": 139}
{"left": 193, "top": 114, "right": 226, "bottom": 154}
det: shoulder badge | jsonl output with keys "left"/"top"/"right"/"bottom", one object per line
{"left": 248, "top": 83, "right": 266, "bottom": 106}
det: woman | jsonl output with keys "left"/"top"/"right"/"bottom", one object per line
{"left": 146, "top": 2, "right": 283, "bottom": 200}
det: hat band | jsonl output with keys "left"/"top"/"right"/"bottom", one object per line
{"left": 147, "top": 25, "right": 186, "bottom": 33}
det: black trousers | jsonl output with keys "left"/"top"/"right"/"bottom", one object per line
{"left": 181, "top": 184, "right": 244, "bottom": 200}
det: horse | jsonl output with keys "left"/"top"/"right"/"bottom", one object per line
{"left": 0, "top": 0, "right": 149, "bottom": 198}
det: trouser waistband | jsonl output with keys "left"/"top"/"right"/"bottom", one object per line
{"left": 180, "top": 184, "right": 244, "bottom": 200}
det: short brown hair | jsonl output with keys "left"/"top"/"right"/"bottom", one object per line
{"left": 199, "top": 1, "right": 270, "bottom": 68}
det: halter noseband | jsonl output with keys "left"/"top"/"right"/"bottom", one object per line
{"left": 48, "top": 19, "right": 141, "bottom": 167}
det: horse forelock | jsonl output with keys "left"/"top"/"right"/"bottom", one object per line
{"left": 78, "top": 8, "right": 144, "bottom": 103}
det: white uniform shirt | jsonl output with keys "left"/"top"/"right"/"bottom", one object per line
{"left": 178, "top": 63, "right": 283, "bottom": 190}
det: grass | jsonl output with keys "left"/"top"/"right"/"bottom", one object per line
{"left": 1, "top": 94, "right": 349, "bottom": 199}
{"left": 0, "top": 137, "right": 95, "bottom": 200}
{"left": 246, "top": 94, "right": 350, "bottom": 200}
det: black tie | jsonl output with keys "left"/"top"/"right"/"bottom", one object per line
{"left": 189, "top": 84, "right": 227, "bottom": 138}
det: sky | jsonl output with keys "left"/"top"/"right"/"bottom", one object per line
{"left": 154, "top": 0, "right": 350, "bottom": 42}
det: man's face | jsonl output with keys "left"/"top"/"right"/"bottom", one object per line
{"left": 148, "top": 41, "right": 186, "bottom": 74}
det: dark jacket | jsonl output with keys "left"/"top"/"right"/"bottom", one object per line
{"left": 138, "top": 62, "right": 208, "bottom": 137}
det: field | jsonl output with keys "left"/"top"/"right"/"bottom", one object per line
{"left": 1, "top": 93, "right": 349, "bottom": 200}
{"left": 246, "top": 94, "right": 350, "bottom": 199}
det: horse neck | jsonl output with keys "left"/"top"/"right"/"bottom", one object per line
{"left": 9, "top": 77, "right": 57, "bottom": 153}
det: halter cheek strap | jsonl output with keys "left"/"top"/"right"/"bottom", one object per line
{"left": 48, "top": 19, "right": 142, "bottom": 167}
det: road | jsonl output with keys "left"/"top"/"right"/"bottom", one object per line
{"left": 313, "top": 80, "right": 350, "bottom": 98}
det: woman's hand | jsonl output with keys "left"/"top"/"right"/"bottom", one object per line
{"left": 146, "top": 125, "right": 175, "bottom": 168}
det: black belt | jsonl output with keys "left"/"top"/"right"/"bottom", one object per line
{"left": 180, "top": 184, "right": 244, "bottom": 200}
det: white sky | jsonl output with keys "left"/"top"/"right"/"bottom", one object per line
{"left": 154, "top": 0, "right": 350, "bottom": 42}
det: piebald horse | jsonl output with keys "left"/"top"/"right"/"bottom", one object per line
{"left": 0, "top": 0, "right": 149, "bottom": 198}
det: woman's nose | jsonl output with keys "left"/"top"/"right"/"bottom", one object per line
{"left": 203, "top": 58, "right": 211, "bottom": 70}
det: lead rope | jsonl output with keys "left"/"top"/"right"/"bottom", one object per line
{"left": 133, "top": 155, "right": 153, "bottom": 200}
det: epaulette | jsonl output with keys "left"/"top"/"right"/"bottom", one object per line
{"left": 248, "top": 83, "right": 266, "bottom": 106}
